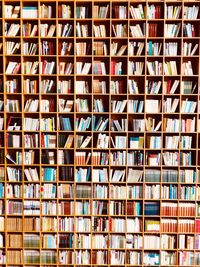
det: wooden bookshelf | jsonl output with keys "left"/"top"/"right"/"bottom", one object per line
{"left": 0, "top": 0, "right": 200, "bottom": 266}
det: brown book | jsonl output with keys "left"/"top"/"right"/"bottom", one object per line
{"left": 49, "top": 98, "right": 55, "bottom": 112}
{"left": 92, "top": 251, "right": 96, "bottom": 264}
{"left": 58, "top": 5, "right": 62, "bottom": 18}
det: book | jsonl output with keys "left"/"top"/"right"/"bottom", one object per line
{"left": 5, "top": 23, "right": 20, "bottom": 36}
{"left": 4, "top": 5, "right": 20, "bottom": 18}
{"left": 22, "top": 6, "right": 38, "bottom": 18}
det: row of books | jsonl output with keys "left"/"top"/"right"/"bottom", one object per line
{"left": 4, "top": 4, "right": 199, "bottom": 20}
{"left": 3, "top": 182, "right": 200, "bottom": 202}
{"left": 3, "top": 215, "right": 200, "bottom": 236}
{"left": 0, "top": 250, "right": 187, "bottom": 265}
{"left": 1, "top": 198, "right": 200, "bottom": 216}
{"left": 4, "top": 97, "right": 199, "bottom": 114}
{"left": 7, "top": 230, "right": 200, "bottom": 249}
{"left": 5, "top": 77, "right": 197, "bottom": 95}
{"left": 0, "top": 117, "right": 197, "bottom": 134}
{"left": 4, "top": 59, "right": 196, "bottom": 76}
{"left": 6, "top": 40, "right": 199, "bottom": 57}
{"left": 7, "top": 182, "right": 196, "bottom": 201}
{"left": 6, "top": 167, "right": 194, "bottom": 183}
{"left": 5, "top": 21, "right": 197, "bottom": 38}
{"left": 4, "top": 116, "right": 199, "bottom": 133}
{"left": 3, "top": 249, "right": 200, "bottom": 265}
{"left": 4, "top": 135, "right": 195, "bottom": 152}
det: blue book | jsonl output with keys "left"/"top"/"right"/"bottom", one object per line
{"left": 52, "top": 185, "right": 56, "bottom": 197}
{"left": 194, "top": 171, "right": 196, "bottom": 183}
{"left": 86, "top": 117, "right": 91, "bottom": 130}
{"left": 169, "top": 184, "right": 173, "bottom": 199}
{"left": 148, "top": 41, "right": 153, "bottom": 55}
{"left": 136, "top": 202, "right": 140, "bottom": 215}
{"left": 92, "top": 116, "right": 96, "bottom": 131}
{"left": 83, "top": 202, "right": 86, "bottom": 214}
{"left": 47, "top": 168, "right": 51, "bottom": 181}
{"left": 69, "top": 234, "right": 73, "bottom": 248}
{"left": 80, "top": 119, "right": 85, "bottom": 131}
{"left": 46, "top": 134, "right": 49, "bottom": 148}
{"left": 99, "top": 170, "right": 104, "bottom": 182}
{"left": 76, "top": 169, "right": 81, "bottom": 182}
{"left": 44, "top": 168, "right": 47, "bottom": 181}
{"left": 48, "top": 235, "right": 52, "bottom": 248}
{"left": 44, "top": 168, "right": 54, "bottom": 181}
{"left": 50, "top": 168, "right": 55, "bottom": 181}
{"left": 63, "top": 118, "right": 67, "bottom": 130}
{"left": 86, "top": 167, "right": 90, "bottom": 181}
{"left": 94, "top": 116, "right": 102, "bottom": 131}
{"left": 65, "top": 118, "right": 72, "bottom": 130}
{"left": 0, "top": 183, "right": 3, "bottom": 198}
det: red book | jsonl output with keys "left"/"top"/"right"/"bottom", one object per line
{"left": 92, "top": 251, "right": 96, "bottom": 264}
{"left": 109, "top": 217, "right": 112, "bottom": 231}
{"left": 32, "top": 134, "right": 36, "bottom": 148}
{"left": 192, "top": 25, "right": 195, "bottom": 37}
{"left": 196, "top": 219, "right": 200, "bottom": 233}
{"left": 49, "top": 99, "right": 55, "bottom": 112}
{"left": 33, "top": 80, "right": 37, "bottom": 93}
{"left": 49, "top": 42, "right": 53, "bottom": 54}
{"left": 167, "top": 80, "right": 172, "bottom": 94}
{"left": 119, "top": 80, "right": 123, "bottom": 93}
{"left": 68, "top": 80, "right": 71, "bottom": 93}
{"left": 6, "top": 116, "right": 12, "bottom": 130}
{"left": 155, "top": 6, "right": 161, "bottom": 19}
{"left": 42, "top": 60, "right": 47, "bottom": 74}
{"left": 13, "top": 63, "right": 21, "bottom": 74}
{"left": 111, "top": 61, "right": 115, "bottom": 75}
{"left": 58, "top": 5, "right": 62, "bottom": 18}
{"left": 114, "top": 6, "right": 119, "bottom": 18}
{"left": 64, "top": 202, "right": 70, "bottom": 215}
{"left": 58, "top": 42, "right": 62, "bottom": 55}
{"left": 41, "top": 133, "right": 45, "bottom": 147}
{"left": 150, "top": 24, "right": 155, "bottom": 37}
{"left": 6, "top": 133, "right": 8, "bottom": 148}
{"left": 155, "top": 6, "right": 158, "bottom": 19}
{"left": 154, "top": 24, "right": 157, "bottom": 37}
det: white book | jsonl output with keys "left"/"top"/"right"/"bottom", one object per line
{"left": 30, "top": 25, "right": 38, "bottom": 37}
{"left": 191, "top": 44, "right": 198, "bottom": 56}
{"left": 100, "top": 25, "right": 106, "bottom": 37}
{"left": 80, "top": 136, "right": 92, "bottom": 148}
{"left": 4, "top": 5, "right": 13, "bottom": 18}
{"left": 147, "top": 62, "right": 154, "bottom": 75}
{"left": 154, "top": 81, "right": 162, "bottom": 94}
{"left": 24, "top": 169, "right": 33, "bottom": 182}
{"left": 145, "top": 100, "right": 159, "bottom": 113}
{"left": 119, "top": 100, "right": 127, "bottom": 113}
{"left": 170, "top": 80, "right": 179, "bottom": 94}
{"left": 113, "top": 120, "right": 122, "bottom": 132}
{"left": 76, "top": 62, "right": 83, "bottom": 74}
{"left": 100, "top": 62, "right": 106, "bottom": 75}
{"left": 6, "top": 62, "right": 17, "bottom": 74}
{"left": 171, "top": 99, "right": 179, "bottom": 112}
{"left": 22, "top": 7, "right": 38, "bottom": 18}
{"left": 81, "top": 63, "right": 91, "bottom": 75}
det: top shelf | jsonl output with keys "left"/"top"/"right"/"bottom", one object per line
{"left": 2, "top": 1, "right": 200, "bottom": 20}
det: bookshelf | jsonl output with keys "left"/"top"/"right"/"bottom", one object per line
{"left": 0, "top": 0, "right": 200, "bottom": 266}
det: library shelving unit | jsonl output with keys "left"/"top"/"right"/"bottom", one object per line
{"left": 0, "top": 0, "right": 200, "bottom": 266}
